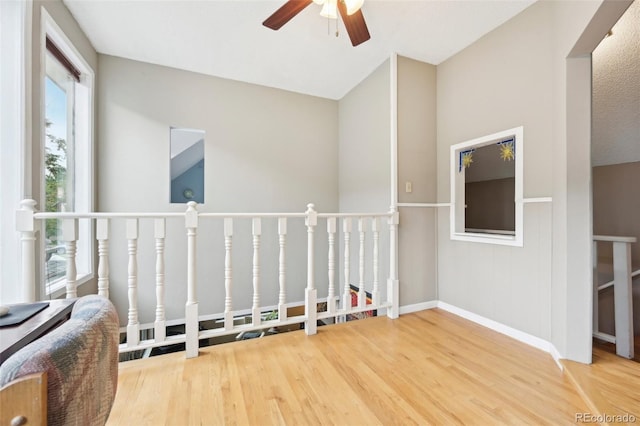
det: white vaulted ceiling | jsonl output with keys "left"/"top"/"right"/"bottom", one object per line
{"left": 63, "top": 0, "right": 536, "bottom": 100}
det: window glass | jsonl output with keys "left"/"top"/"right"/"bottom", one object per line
{"left": 464, "top": 142, "right": 515, "bottom": 234}
{"left": 42, "top": 23, "right": 93, "bottom": 295}
{"left": 44, "top": 53, "right": 74, "bottom": 285}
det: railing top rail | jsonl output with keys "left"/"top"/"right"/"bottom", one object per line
{"left": 30, "top": 211, "right": 394, "bottom": 220}
{"left": 318, "top": 212, "right": 392, "bottom": 219}
{"left": 33, "top": 212, "right": 185, "bottom": 219}
{"left": 198, "top": 212, "right": 307, "bottom": 219}
{"left": 593, "top": 235, "right": 637, "bottom": 243}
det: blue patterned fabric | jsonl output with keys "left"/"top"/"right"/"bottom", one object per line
{"left": 0, "top": 295, "right": 119, "bottom": 426}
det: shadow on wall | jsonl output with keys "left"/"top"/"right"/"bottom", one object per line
{"left": 593, "top": 161, "right": 640, "bottom": 336}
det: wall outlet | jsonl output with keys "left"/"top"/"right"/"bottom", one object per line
{"left": 405, "top": 181, "right": 412, "bottom": 193}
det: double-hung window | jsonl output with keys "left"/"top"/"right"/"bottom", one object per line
{"left": 42, "top": 11, "right": 94, "bottom": 295}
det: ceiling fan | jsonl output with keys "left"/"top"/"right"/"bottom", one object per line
{"left": 263, "top": 0, "right": 371, "bottom": 47}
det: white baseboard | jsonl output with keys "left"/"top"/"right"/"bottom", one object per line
{"left": 548, "top": 343, "right": 564, "bottom": 370}
{"left": 393, "top": 299, "right": 564, "bottom": 369}
{"left": 436, "top": 301, "right": 564, "bottom": 369}
{"left": 399, "top": 300, "right": 438, "bottom": 315}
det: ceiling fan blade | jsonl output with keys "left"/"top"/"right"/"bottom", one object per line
{"left": 337, "top": 1, "right": 370, "bottom": 47}
{"left": 263, "top": 0, "right": 313, "bottom": 30}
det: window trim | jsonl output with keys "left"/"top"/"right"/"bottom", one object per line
{"left": 449, "top": 126, "right": 524, "bottom": 247}
{"left": 40, "top": 8, "right": 95, "bottom": 295}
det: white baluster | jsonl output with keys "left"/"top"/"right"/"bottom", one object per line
{"left": 185, "top": 202, "right": 199, "bottom": 358}
{"left": 17, "top": 199, "right": 37, "bottom": 302}
{"left": 327, "top": 217, "right": 337, "bottom": 314}
{"left": 387, "top": 209, "right": 400, "bottom": 319}
{"left": 126, "top": 218, "right": 139, "bottom": 346}
{"left": 224, "top": 218, "right": 233, "bottom": 331}
{"left": 252, "top": 218, "right": 262, "bottom": 326}
{"left": 63, "top": 218, "right": 78, "bottom": 299}
{"left": 358, "top": 217, "right": 366, "bottom": 308}
{"left": 154, "top": 218, "right": 166, "bottom": 342}
{"left": 278, "top": 218, "right": 288, "bottom": 322}
{"left": 592, "top": 240, "right": 599, "bottom": 336}
{"left": 613, "top": 240, "right": 634, "bottom": 359}
{"left": 97, "top": 219, "right": 110, "bottom": 298}
{"left": 342, "top": 218, "right": 352, "bottom": 312}
{"left": 305, "top": 204, "right": 318, "bottom": 335}
{"left": 371, "top": 217, "right": 380, "bottom": 306}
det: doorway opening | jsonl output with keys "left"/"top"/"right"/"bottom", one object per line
{"left": 591, "top": 0, "right": 640, "bottom": 363}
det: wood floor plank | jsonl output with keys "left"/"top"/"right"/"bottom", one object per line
{"left": 107, "top": 309, "right": 595, "bottom": 425}
{"left": 563, "top": 344, "right": 640, "bottom": 424}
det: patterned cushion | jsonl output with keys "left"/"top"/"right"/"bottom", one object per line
{"left": 0, "top": 295, "right": 119, "bottom": 426}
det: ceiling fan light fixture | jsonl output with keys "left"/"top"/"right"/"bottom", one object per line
{"left": 344, "top": 0, "right": 364, "bottom": 15}
{"left": 320, "top": 0, "right": 338, "bottom": 19}
{"left": 262, "top": 0, "right": 370, "bottom": 47}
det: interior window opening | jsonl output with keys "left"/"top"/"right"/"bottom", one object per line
{"left": 450, "top": 126, "right": 523, "bottom": 247}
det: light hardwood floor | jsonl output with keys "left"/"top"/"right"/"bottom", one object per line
{"left": 107, "top": 309, "right": 600, "bottom": 425}
{"left": 563, "top": 344, "right": 640, "bottom": 423}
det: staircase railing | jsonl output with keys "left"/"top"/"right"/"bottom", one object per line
{"left": 592, "top": 234, "right": 637, "bottom": 359}
{"left": 17, "top": 200, "right": 400, "bottom": 358}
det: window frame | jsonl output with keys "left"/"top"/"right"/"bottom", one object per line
{"left": 449, "top": 126, "right": 524, "bottom": 247}
{"left": 40, "top": 8, "right": 95, "bottom": 297}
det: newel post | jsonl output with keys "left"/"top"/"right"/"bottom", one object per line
{"left": 387, "top": 209, "right": 399, "bottom": 319}
{"left": 185, "top": 201, "right": 199, "bottom": 358}
{"left": 16, "top": 199, "right": 37, "bottom": 302}
{"left": 305, "top": 203, "right": 318, "bottom": 335}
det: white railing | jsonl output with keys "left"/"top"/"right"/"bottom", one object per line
{"left": 592, "top": 234, "right": 637, "bottom": 359}
{"left": 17, "top": 200, "right": 399, "bottom": 358}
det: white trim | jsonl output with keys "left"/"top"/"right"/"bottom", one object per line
{"left": 548, "top": 343, "right": 564, "bottom": 371}
{"left": 389, "top": 53, "right": 398, "bottom": 211}
{"left": 437, "top": 301, "right": 563, "bottom": 368}
{"left": 397, "top": 203, "right": 451, "bottom": 208}
{"left": 0, "top": 0, "right": 31, "bottom": 303}
{"left": 593, "top": 235, "right": 637, "bottom": 243}
{"left": 399, "top": 300, "right": 438, "bottom": 315}
{"left": 521, "top": 197, "right": 552, "bottom": 204}
{"left": 592, "top": 331, "right": 616, "bottom": 344}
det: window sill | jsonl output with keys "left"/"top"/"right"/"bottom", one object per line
{"left": 464, "top": 228, "right": 515, "bottom": 236}
{"left": 46, "top": 272, "right": 93, "bottom": 299}
{"left": 451, "top": 231, "right": 523, "bottom": 247}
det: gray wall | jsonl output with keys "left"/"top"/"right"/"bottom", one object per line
{"left": 338, "top": 60, "right": 390, "bottom": 213}
{"left": 338, "top": 59, "right": 391, "bottom": 297}
{"left": 436, "top": 0, "right": 606, "bottom": 360}
{"left": 98, "top": 55, "right": 338, "bottom": 323}
{"left": 397, "top": 56, "right": 438, "bottom": 306}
